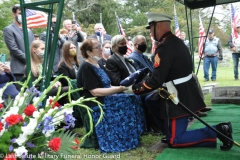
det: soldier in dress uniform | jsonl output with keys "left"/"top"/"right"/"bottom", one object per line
{"left": 132, "top": 12, "right": 233, "bottom": 150}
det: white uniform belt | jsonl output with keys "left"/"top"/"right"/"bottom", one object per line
{"left": 172, "top": 74, "right": 192, "bottom": 85}
{"left": 162, "top": 74, "right": 192, "bottom": 87}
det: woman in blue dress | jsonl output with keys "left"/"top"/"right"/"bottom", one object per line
{"left": 77, "top": 38, "right": 146, "bottom": 152}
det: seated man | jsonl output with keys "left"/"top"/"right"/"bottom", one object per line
{"left": 129, "top": 35, "right": 154, "bottom": 73}
{"left": 0, "top": 63, "right": 19, "bottom": 101}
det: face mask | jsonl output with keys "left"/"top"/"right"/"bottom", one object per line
{"left": 95, "top": 31, "right": 101, "bottom": 36}
{"left": 137, "top": 44, "right": 147, "bottom": 52}
{"left": 117, "top": 45, "right": 128, "bottom": 55}
{"left": 69, "top": 49, "right": 76, "bottom": 56}
{"left": 92, "top": 55, "right": 101, "bottom": 61}
{"left": 103, "top": 48, "right": 111, "bottom": 56}
{"left": 37, "top": 51, "right": 44, "bottom": 59}
{"left": 16, "top": 15, "right": 22, "bottom": 24}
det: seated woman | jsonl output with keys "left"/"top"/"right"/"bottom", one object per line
{"left": 0, "top": 63, "right": 19, "bottom": 101}
{"left": 58, "top": 41, "right": 80, "bottom": 87}
{"left": 58, "top": 41, "right": 83, "bottom": 128}
{"left": 77, "top": 38, "right": 146, "bottom": 152}
{"left": 27, "top": 40, "right": 68, "bottom": 105}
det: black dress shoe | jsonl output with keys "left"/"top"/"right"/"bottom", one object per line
{"left": 196, "top": 111, "right": 207, "bottom": 117}
{"left": 200, "top": 107, "right": 212, "bottom": 112}
{"left": 216, "top": 122, "right": 233, "bottom": 151}
{"left": 161, "top": 137, "right": 168, "bottom": 143}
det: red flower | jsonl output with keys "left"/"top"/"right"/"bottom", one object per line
{"left": 5, "top": 114, "right": 23, "bottom": 126}
{"left": 71, "top": 146, "right": 78, "bottom": 150}
{"left": 74, "top": 138, "right": 80, "bottom": 145}
{"left": 0, "top": 122, "right": 3, "bottom": 131}
{"left": 24, "top": 104, "right": 37, "bottom": 116}
{"left": 49, "top": 137, "right": 61, "bottom": 152}
{"left": 49, "top": 99, "right": 61, "bottom": 108}
{"left": 0, "top": 103, "right": 4, "bottom": 109}
{"left": 4, "top": 153, "right": 17, "bottom": 160}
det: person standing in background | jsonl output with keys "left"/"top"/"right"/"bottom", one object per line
{"left": 203, "top": 29, "right": 223, "bottom": 82}
{"left": 228, "top": 23, "right": 240, "bottom": 80}
{"left": 3, "top": 4, "right": 34, "bottom": 90}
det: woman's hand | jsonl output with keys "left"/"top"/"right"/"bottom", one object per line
{"left": 0, "top": 63, "right": 11, "bottom": 73}
{"left": 52, "top": 81, "right": 62, "bottom": 88}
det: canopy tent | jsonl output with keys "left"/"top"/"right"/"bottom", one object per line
{"left": 175, "top": 0, "right": 239, "bottom": 74}
{"left": 176, "top": 0, "right": 239, "bottom": 9}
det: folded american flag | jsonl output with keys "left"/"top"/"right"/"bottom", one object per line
{"left": 120, "top": 67, "right": 149, "bottom": 86}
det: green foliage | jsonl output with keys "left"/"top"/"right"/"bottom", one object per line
{"left": 44, "top": 130, "right": 78, "bottom": 160}
{"left": 0, "top": 124, "right": 23, "bottom": 153}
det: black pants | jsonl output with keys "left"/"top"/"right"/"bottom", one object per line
{"left": 13, "top": 74, "right": 24, "bottom": 91}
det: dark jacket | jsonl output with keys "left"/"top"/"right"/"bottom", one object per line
{"left": 105, "top": 53, "right": 136, "bottom": 86}
{"left": 3, "top": 23, "right": 34, "bottom": 75}
{"left": 133, "top": 31, "right": 206, "bottom": 119}
{"left": 0, "top": 72, "right": 19, "bottom": 99}
{"left": 58, "top": 61, "right": 79, "bottom": 86}
{"left": 77, "top": 61, "right": 104, "bottom": 107}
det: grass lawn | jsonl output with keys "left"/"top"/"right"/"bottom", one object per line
{"left": 74, "top": 63, "right": 239, "bottom": 160}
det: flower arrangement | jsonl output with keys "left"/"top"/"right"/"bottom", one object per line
{"left": 0, "top": 74, "right": 103, "bottom": 160}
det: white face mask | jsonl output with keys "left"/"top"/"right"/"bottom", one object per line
{"left": 103, "top": 48, "right": 111, "bottom": 56}
{"left": 92, "top": 55, "right": 101, "bottom": 61}
{"left": 37, "top": 51, "right": 44, "bottom": 59}
{"left": 17, "top": 15, "right": 22, "bottom": 24}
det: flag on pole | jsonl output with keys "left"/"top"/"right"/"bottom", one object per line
{"left": 174, "top": 4, "right": 181, "bottom": 38}
{"left": 72, "top": 12, "right": 80, "bottom": 27}
{"left": 115, "top": 13, "right": 132, "bottom": 56}
{"left": 230, "top": 3, "right": 240, "bottom": 45}
{"left": 26, "top": 9, "right": 48, "bottom": 28}
{"left": 198, "top": 14, "right": 206, "bottom": 58}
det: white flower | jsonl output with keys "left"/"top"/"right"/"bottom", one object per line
{"left": 45, "top": 129, "right": 54, "bottom": 137}
{"left": 14, "top": 146, "right": 28, "bottom": 157}
{"left": 2, "top": 107, "right": 19, "bottom": 123}
{"left": 33, "top": 111, "right": 40, "bottom": 119}
{"left": 15, "top": 133, "right": 28, "bottom": 146}
{"left": 0, "top": 126, "right": 5, "bottom": 136}
{"left": 45, "top": 96, "right": 56, "bottom": 106}
{"left": 21, "top": 118, "right": 38, "bottom": 135}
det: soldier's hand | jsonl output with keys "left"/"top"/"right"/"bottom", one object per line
{"left": 232, "top": 47, "right": 236, "bottom": 52}
{"left": 218, "top": 55, "right": 223, "bottom": 61}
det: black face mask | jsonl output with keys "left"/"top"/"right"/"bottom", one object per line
{"left": 137, "top": 44, "right": 147, "bottom": 52}
{"left": 118, "top": 45, "right": 128, "bottom": 55}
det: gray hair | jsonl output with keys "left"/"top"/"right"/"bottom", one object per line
{"left": 63, "top": 19, "right": 72, "bottom": 27}
{"left": 111, "top": 35, "right": 126, "bottom": 52}
{"left": 132, "top": 35, "right": 146, "bottom": 44}
{"left": 94, "top": 23, "right": 104, "bottom": 30}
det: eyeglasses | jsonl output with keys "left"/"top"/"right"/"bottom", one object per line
{"left": 92, "top": 45, "right": 102, "bottom": 50}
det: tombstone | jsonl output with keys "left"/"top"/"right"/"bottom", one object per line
{"left": 212, "top": 86, "right": 240, "bottom": 104}
{"left": 202, "top": 83, "right": 218, "bottom": 94}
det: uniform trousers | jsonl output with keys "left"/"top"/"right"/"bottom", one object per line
{"left": 145, "top": 90, "right": 218, "bottom": 148}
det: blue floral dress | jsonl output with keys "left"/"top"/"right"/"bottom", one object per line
{"left": 91, "top": 65, "right": 146, "bottom": 152}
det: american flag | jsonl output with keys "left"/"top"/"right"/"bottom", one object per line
{"left": 115, "top": 13, "right": 133, "bottom": 56}
{"left": 174, "top": 4, "right": 180, "bottom": 38}
{"left": 26, "top": 9, "right": 48, "bottom": 28}
{"left": 230, "top": 3, "right": 240, "bottom": 45}
{"left": 198, "top": 14, "right": 206, "bottom": 58}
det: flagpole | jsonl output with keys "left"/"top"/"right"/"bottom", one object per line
{"left": 100, "top": 13, "right": 102, "bottom": 23}
{"left": 115, "top": 12, "right": 121, "bottom": 35}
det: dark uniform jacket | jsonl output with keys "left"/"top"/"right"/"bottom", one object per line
{"left": 133, "top": 31, "right": 206, "bottom": 119}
